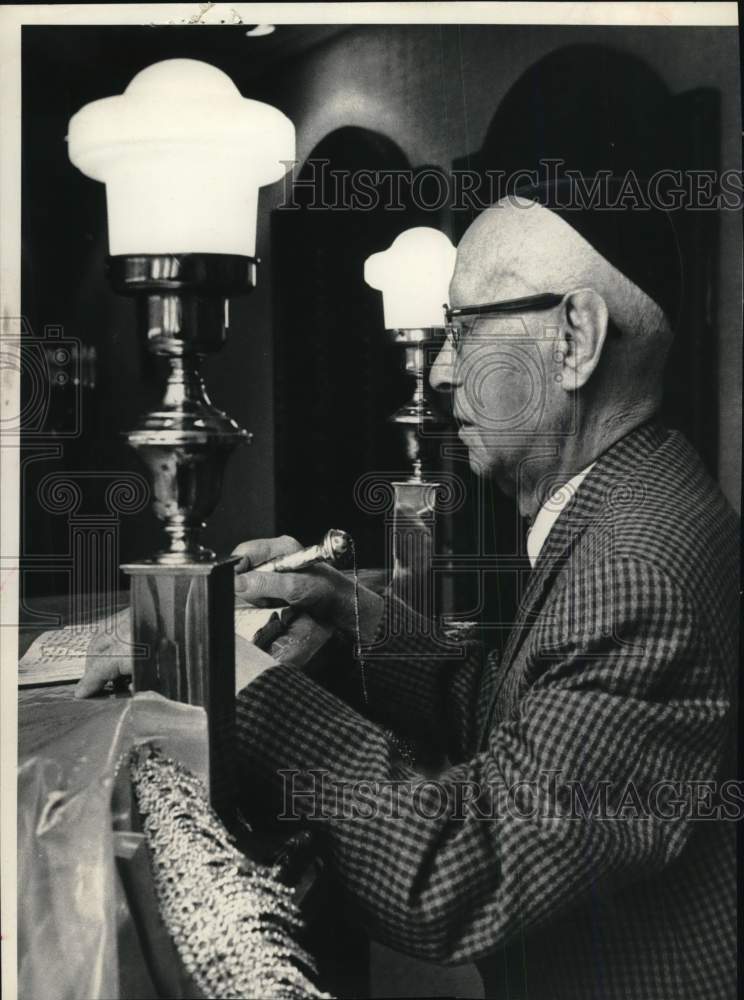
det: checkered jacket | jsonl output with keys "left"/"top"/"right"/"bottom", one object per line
{"left": 236, "top": 421, "right": 739, "bottom": 999}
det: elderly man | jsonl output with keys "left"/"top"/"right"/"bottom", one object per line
{"left": 79, "top": 196, "right": 738, "bottom": 999}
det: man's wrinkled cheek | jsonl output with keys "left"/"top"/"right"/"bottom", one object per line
{"left": 460, "top": 341, "right": 546, "bottom": 434}
{"left": 472, "top": 374, "right": 535, "bottom": 434}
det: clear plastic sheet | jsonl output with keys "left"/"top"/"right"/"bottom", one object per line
{"left": 18, "top": 691, "right": 209, "bottom": 1000}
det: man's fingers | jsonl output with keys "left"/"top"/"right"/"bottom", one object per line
{"left": 235, "top": 570, "right": 295, "bottom": 603}
{"left": 73, "top": 657, "right": 130, "bottom": 699}
{"left": 232, "top": 535, "right": 302, "bottom": 573}
{"left": 235, "top": 569, "right": 318, "bottom": 608}
{"left": 74, "top": 625, "right": 134, "bottom": 699}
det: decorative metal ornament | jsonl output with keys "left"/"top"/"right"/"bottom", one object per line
{"left": 130, "top": 744, "right": 332, "bottom": 1000}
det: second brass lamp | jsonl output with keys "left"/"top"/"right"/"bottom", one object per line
{"left": 364, "top": 227, "right": 456, "bottom": 615}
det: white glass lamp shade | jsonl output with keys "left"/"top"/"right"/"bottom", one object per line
{"left": 67, "top": 59, "right": 295, "bottom": 256}
{"left": 364, "top": 227, "right": 457, "bottom": 329}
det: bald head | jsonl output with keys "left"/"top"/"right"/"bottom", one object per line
{"left": 452, "top": 198, "right": 672, "bottom": 400}
{"left": 430, "top": 198, "right": 674, "bottom": 509}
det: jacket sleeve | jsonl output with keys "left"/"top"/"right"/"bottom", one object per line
{"left": 349, "top": 592, "right": 487, "bottom": 762}
{"left": 235, "top": 557, "right": 731, "bottom": 964}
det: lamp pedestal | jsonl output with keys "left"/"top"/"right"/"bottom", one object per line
{"left": 123, "top": 558, "right": 238, "bottom": 817}
{"left": 388, "top": 327, "right": 444, "bottom": 615}
{"left": 112, "top": 253, "right": 256, "bottom": 820}
{"left": 391, "top": 479, "right": 439, "bottom": 617}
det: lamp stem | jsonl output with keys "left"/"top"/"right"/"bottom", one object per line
{"left": 110, "top": 253, "right": 255, "bottom": 563}
{"left": 389, "top": 327, "right": 445, "bottom": 481}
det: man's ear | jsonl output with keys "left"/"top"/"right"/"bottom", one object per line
{"left": 559, "top": 288, "right": 609, "bottom": 390}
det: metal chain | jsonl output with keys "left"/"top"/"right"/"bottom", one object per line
{"left": 348, "top": 537, "right": 368, "bottom": 705}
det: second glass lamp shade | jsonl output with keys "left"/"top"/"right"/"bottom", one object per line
{"left": 67, "top": 58, "right": 296, "bottom": 257}
{"left": 364, "top": 227, "right": 457, "bottom": 329}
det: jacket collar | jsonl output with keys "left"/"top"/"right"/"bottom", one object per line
{"left": 499, "top": 418, "right": 669, "bottom": 671}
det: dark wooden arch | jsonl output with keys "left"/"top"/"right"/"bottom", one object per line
{"left": 452, "top": 43, "right": 720, "bottom": 474}
{"left": 271, "top": 127, "right": 446, "bottom": 563}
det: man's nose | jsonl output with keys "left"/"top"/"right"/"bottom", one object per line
{"left": 429, "top": 333, "right": 460, "bottom": 393}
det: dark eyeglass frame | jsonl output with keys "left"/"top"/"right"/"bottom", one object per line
{"left": 443, "top": 293, "right": 565, "bottom": 350}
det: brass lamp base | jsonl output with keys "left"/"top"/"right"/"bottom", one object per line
{"left": 388, "top": 326, "right": 445, "bottom": 481}
{"left": 109, "top": 254, "right": 256, "bottom": 563}
{"left": 386, "top": 327, "right": 447, "bottom": 614}
{"left": 111, "top": 253, "right": 257, "bottom": 820}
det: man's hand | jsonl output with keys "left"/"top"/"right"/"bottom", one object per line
{"left": 74, "top": 608, "right": 133, "bottom": 699}
{"left": 73, "top": 605, "right": 281, "bottom": 700}
{"left": 232, "top": 535, "right": 384, "bottom": 642}
{"left": 73, "top": 533, "right": 386, "bottom": 700}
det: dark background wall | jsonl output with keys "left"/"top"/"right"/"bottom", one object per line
{"left": 21, "top": 24, "right": 741, "bottom": 600}
{"left": 249, "top": 23, "right": 741, "bottom": 527}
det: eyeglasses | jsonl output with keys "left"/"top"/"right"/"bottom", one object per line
{"left": 443, "top": 293, "right": 566, "bottom": 351}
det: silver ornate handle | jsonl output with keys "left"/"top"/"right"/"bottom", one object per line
{"left": 254, "top": 529, "right": 350, "bottom": 573}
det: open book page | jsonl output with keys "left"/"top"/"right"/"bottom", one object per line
{"left": 19, "top": 603, "right": 296, "bottom": 688}
{"left": 17, "top": 627, "right": 94, "bottom": 686}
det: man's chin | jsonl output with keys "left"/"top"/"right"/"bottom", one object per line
{"left": 466, "top": 450, "right": 489, "bottom": 477}
{"left": 464, "top": 444, "right": 516, "bottom": 495}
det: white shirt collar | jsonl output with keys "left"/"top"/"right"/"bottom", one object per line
{"left": 526, "top": 463, "right": 596, "bottom": 568}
